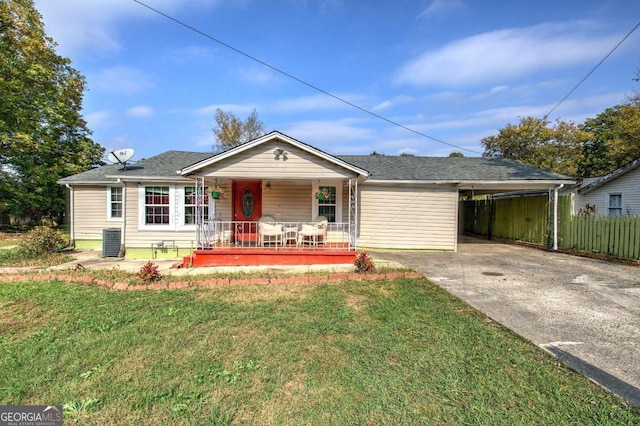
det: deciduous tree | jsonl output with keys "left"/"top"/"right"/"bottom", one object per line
{"left": 578, "top": 103, "right": 640, "bottom": 177}
{"left": 0, "top": 0, "right": 103, "bottom": 223}
{"left": 481, "top": 117, "right": 589, "bottom": 176}
{"left": 212, "top": 108, "right": 265, "bottom": 152}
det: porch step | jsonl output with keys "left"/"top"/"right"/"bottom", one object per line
{"left": 182, "top": 248, "right": 356, "bottom": 267}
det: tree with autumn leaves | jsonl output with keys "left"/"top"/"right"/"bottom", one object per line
{"left": 212, "top": 108, "right": 266, "bottom": 153}
{"left": 482, "top": 98, "right": 640, "bottom": 178}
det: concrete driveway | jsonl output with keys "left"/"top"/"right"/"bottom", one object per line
{"left": 374, "top": 237, "right": 640, "bottom": 406}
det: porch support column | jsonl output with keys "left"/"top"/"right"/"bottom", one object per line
{"left": 65, "top": 184, "right": 75, "bottom": 248}
{"left": 118, "top": 181, "right": 126, "bottom": 257}
{"left": 195, "top": 176, "right": 206, "bottom": 248}
{"left": 349, "top": 178, "right": 358, "bottom": 249}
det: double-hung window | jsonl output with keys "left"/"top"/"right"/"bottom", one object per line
{"left": 184, "top": 186, "right": 209, "bottom": 225}
{"left": 608, "top": 193, "right": 622, "bottom": 216}
{"left": 108, "top": 187, "right": 123, "bottom": 220}
{"left": 139, "top": 185, "right": 212, "bottom": 229}
{"left": 145, "top": 186, "right": 170, "bottom": 224}
{"left": 318, "top": 185, "right": 337, "bottom": 223}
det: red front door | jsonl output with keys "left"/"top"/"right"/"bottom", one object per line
{"left": 232, "top": 180, "right": 262, "bottom": 243}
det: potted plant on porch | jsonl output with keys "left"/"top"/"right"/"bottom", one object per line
{"left": 210, "top": 187, "right": 224, "bottom": 199}
{"left": 314, "top": 188, "right": 330, "bottom": 200}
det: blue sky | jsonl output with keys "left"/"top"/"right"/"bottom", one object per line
{"left": 35, "top": 0, "right": 640, "bottom": 161}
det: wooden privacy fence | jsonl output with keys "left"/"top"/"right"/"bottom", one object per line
{"left": 461, "top": 195, "right": 556, "bottom": 246}
{"left": 562, "top": 214, "right": 640, "bottom": 260}
{"left": 462, "top": 195, "right": 640, "bottom": 261}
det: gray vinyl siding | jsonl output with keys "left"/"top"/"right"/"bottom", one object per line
{"left": 574, "top": 167, "right": 640, "bottom": 215}
{"left": 124, "top": 182, "right": 196, "bottom": 248}
{"left": 261, "top": 180, "right": 313, "bottom": 221}
{"left": 341, "top": 185, "right": 350, "bottom": 222}
{"left": 357, "top": 184, "right": 458, "bottom": 250}
{"left": 213, "top": 180, "right": 232, "bottom": 221}
{"left": 73, "top": 186, "right": 114, "bottom": 239}
{"left": 199, "top": 141, "right": 358, "bottom": 179}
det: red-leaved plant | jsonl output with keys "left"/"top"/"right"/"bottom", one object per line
{"left": 137, "top": 261, "right": 162, "bottom": 282}
{"left": 354, "top": 251, "right": 375, "bottom": 273}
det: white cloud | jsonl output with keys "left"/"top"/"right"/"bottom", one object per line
{"left": 371, "top": 95, "right": 414, "bottom": 112}
{"left": 238, "top": 67, "right": 279, "bottom": 85}
{"left": 167, "top": 45, "right": 217, "bottom": 63}
{"left": 84, "top": 110, "right": 115, "bottom": 130}
{"left": 193, "top": 133, "right": 215, "bottom": 148}
{"left": 126, "top": 106, "right": 154, "bottom": 117}
{"left": 89, "top": 66, "right": 154, "bottom": 95}
{"left": 35, "top": 0, "right": 221, "bottom": 56}
{"left": 395, "top": 21, "right": 620, "bottom": 87}
{"left": 488, "top": 85, "right": 509, "bottom": 94}
{"left": 271, "top": 94, "right": 354, "bottom": 113}
{"left": 281, "top": 119, "right": 374, "bottom": 152}
{"left": 419, "top": 0, "right": 465, "bottom": 19}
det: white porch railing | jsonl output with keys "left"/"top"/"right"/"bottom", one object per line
{"left": 196, "top": 220, "right": 354, "bottom": 251}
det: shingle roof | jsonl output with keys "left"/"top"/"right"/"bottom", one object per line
{"left": 59, "top": 148, "right": 572, "bottom": 184}
{"left": 338, "top": 155, "right": 572, "bottom": 181}
{"left": 58, "top": 151, "right": 214, "bottom": 183}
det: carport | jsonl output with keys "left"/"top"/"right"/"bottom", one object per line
{"left": 456, "top": 178, "right": 573, "bottom": 251}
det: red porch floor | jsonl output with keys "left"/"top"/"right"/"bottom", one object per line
{"left": 182, "top": 248, "right": 356, "bottom": 267}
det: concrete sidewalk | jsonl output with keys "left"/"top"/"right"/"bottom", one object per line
{"left": 375, "top": 238, "right": 640, "bottom": 407}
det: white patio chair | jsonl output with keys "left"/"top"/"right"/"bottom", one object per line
{"left": 258, "top": 215, "right": 283, "bottom": 247}
{"left": 299, "top": 216, "right": 328, "bottom": 247}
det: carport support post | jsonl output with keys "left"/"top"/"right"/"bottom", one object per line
{"left": 546, "top": 189, "right": 554, "bottom": 251}
{"left": 552, "top": 184, "right": 563, "bottom": 252}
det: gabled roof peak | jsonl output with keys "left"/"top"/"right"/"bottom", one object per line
{"left": 180, "top": 130, "right": 370, "bottom": 177}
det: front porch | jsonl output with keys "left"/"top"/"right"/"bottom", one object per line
{"left": 178, "top": 133, "right": 368, "bottom": 267}
{"left": 184, "top": 219, "right": 357, "bottom": 267}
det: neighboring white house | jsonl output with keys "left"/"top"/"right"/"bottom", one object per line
{"left": 58, "top": 131, "right": 574, "bottom": 259}
{"left": 566, "top": 157, "right": 640, "bottom": 216}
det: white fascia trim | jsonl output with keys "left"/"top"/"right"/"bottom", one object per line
{"left": 363, "top": 180, "right": 461, "bottom": 185}
{"left": 180, "top": 131, "right": 370, "bottom": 177}
{"left": 57, "top": 180, "right": 117, "bottom": 186}
{"left": 364, "top": 179, "right": 575, "bottom": 185}
{"left": 457, "top": 179, "right": 576, "bottom": 188}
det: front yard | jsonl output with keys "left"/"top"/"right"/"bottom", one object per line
{"left": 1, "top": 276, "right": 638, "bottom": 425}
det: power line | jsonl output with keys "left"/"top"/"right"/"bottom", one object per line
{"left": 132, "top": 0, "right": 481, "bottom": 155}
{"left": 544, "top": 20, "right": 640, "bottom": 119}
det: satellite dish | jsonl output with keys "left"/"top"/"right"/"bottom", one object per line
{"left": 108, "top": 148, "right": 135, "bottom": 167}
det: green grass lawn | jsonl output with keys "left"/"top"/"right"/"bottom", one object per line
{"left": 1, "top": 276, "right": 638, "bottom": 425}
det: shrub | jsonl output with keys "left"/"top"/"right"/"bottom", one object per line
{"left": 137, "top": 261, "right": 162, "bottom": 282}
{"left": 354, "top": 251, "right": 375, "bottom": 273}
{"left": 18, "top": 226, "right": 67, "bottom": 257}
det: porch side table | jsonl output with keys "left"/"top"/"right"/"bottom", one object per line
{"left": 283, "top": 226, "right": 298, "bottom": 247}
